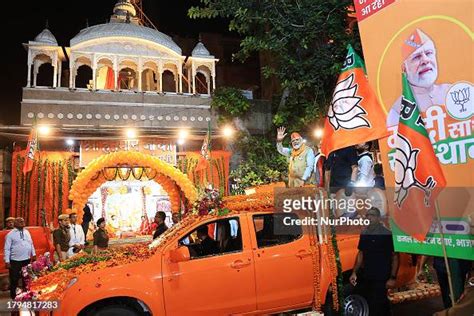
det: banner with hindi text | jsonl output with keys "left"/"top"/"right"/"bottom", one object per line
{"left": 355, "top": 0, "right": 473, "bottom": 260}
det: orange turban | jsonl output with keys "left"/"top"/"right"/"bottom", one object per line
{"left": 291, "top": 132, "right": 302, "bottom": 140}
{"left": 402, "top": 29, "right": 433, "bottom": 60}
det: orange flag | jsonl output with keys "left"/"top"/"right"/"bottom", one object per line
{"left": 195, "top": 123, "right": 211, "bottom": 172}
{"left": 392, "top": 73, "right": 447, "bottom": 240}
{"left": 23, "top": 126, "right": 38, "bottom": 174}
{"left": 321, "top": 44, "right": 389, "bottom": 156}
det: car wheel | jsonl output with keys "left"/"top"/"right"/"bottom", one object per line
{"left": 342, "top": 294, "right": 369, "bottom": 316}
{"left": 93, "top": 305, "right": 140, "bottom": 316}
{"left": 324, "top": 283, "right": 369, "bottom": 316}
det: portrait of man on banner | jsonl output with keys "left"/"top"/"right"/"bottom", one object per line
{"left": 387, "top": 29, "right": 452, "bottom": 127}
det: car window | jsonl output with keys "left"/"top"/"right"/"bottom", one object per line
{"left": 179, "top": 217, "right": 242, "bottom": 260}
{"left": 253, "top": 213, "right": 302, "bottom": 248}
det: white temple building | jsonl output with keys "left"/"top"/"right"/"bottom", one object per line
{"left": 24, "top": 0, "right": 218, "bottom": 95}
{"left": 19, "top": 0, "right": 270, "bottom": 138}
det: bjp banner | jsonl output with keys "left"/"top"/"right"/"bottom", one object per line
{"left": 321, "top": 44, "right": 388, "bottom": 156}
{"left": 356, "top": 0, "right": 473, "bottom": 260}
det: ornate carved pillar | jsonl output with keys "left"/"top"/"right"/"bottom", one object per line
{"left": 192, "top": 63, "right": 196, "bottom": 95}
{"left": 33, "top": 61, "right": 39, "bottom": 87}
{"left": 69, "top": 55, "right": 75, "bottom": 88}
{"left": 187, "top": 68, "right": 191, "bottom": 93}
{"left": 211, "top": 65, "right": 216, "bottom": 92}
{"left": 92, "top": 54, "right": 97, "bottom": 90}
{"left": 113, "top": 55, "right": 118, "bottom": 90}
{"left": 52, "top": 54, "right": 58, "bottom": 88}
{"left": 57, "top": 59, "right": 62, "bottom": 88}
{"left": 175, "top": 73, "right": 178, "bottom": 93}
{"left": 178, "top": 62, "right": 183, "bottom": 94}
{"left": 138, "top": 57, "right": 143, "bottom": 92}
{"left": 158, "top": 60, "right": 163, "bottom": 93}
{"left": 27, "top": 63, "right": 32, "bottom": 88}
{"left": 26, "top": 50, "right": 32, "bottom": 88}
{"left": 92, "top": 67, "right": 97, "bottom": 90}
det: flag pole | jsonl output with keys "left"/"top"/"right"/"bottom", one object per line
{"left": 434, "top": 200, "right": 456, "bottom": 307}
{"left": 208, "top": 121, "right": 214, "bottom": 188}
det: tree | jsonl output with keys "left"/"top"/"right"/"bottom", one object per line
{"left": 189, "top": 0, "right": 361, "bottom": 132}
{"left": 211, "top": 86, "right": 251, "bottom": 135}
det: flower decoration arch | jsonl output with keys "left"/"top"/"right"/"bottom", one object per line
{"left": 67, "top": 151, "right": 198, "bottom": 221}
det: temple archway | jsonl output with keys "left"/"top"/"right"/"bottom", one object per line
{"left": 75, "top": 65, "right": 93, "bottom": 88}
{"left": 68, "top": 151, "right": 198, "bottom": 222}
{"left": 162, "top": 70, "right": 176, "bottom": 92}
{"left": 36, "top": 63, "right": 54, "bottom": 87}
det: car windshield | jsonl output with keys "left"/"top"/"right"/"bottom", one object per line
{"left": 148, "top": 220, "right": 186, "bottom": 249}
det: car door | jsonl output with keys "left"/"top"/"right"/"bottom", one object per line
{"left": 250, "top": 213, "right": 314, "bottom": 311}
{"left": 162, "top": 215, "right": 257, "bottom": 315}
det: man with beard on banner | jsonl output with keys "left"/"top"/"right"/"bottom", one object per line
{"left": 321, "top": 44, "right": 389, "bottom": 158}
{"left": 387, "top": 29, "right": 452, "bottom": 127}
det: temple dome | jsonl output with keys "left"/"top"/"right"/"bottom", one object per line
{"left": 34, "top": 28, "right": 58, "bottom": 45}
{"left": 191, "top": 42, "right": 214, "bottom": 58}
{"left": 70, "top": 23, "right": 183, "bottom": 55}
{"left": 113, "top": 0, "right": 137, "bottom": 17}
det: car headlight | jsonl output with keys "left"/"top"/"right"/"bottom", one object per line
{"left": 66, "top": 277, "right": 78, "bottom": 289}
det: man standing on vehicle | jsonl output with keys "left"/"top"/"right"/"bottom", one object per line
{"left": 276, "top": 127, "right": 316, "bottom": 187}
{"left": 4, "top": 217, "right": 36, "bottom": 299}
{"left": 324, "top": 145, "right": 358, "bottom": 195}
{"left": 68, "top": 212, "right": 85, "bottom": 258}
{"left": 350, "top": 207, "right": 399, "bottom": 315}
{"left": 53, "top": 214, "right": 71, "bottom": 262}
{"left": 152, "top": 211, "right": 168, "bottom": 240}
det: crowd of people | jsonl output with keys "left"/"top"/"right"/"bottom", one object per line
{"left": 2, "top": 206, "right": 181, "bottom": 299}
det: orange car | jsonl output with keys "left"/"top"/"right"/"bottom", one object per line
{"left": 54, "top": 211, "right": 415, "bottom": 315}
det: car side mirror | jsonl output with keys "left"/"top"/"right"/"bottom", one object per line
{"left": 169, "top": 246, "right": 190, "bottom": 263}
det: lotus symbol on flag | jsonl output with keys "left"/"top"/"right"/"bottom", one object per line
{"left": 394, "top": 134, "right": 436, "bottom": 207}
{"left": 328, "top": 74, "right": 370, "bottom": 130}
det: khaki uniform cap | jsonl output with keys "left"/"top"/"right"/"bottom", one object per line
{"left": 58, "top": 214, "right": 70, "bottom": 220}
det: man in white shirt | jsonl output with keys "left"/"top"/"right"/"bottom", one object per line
{"left": 355, "top": 142, "right": 375, "bottom": 188}
{"left": 3, "top": 217, "right": 36, "bottom": 299}
{"left": 68, "top": 212, "right": 85, "bottom": 258}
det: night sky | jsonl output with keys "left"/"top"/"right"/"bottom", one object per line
{"left": 0, "top": 0, "right": 231, "bottom": 126}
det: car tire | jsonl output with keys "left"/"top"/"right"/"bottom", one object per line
{"left": 323, "top": 283, "right": 369, "bottom": 316}
{"left": 92, "top": 305, "right": 141, "bottom": 316}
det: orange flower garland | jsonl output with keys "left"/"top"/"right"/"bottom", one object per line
{"left": 32, "top": 244, "right": 157, "bottom": 300}
{"left": 223, "top": 191, "right": 274, "bottom": 213}
{"left": 325, "top": 242, "right": 340, "bottom": 311}
{"left": 68, "top": 151, "right": 198, "bottom": 220}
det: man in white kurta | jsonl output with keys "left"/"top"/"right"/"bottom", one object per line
{"left": 68, "top": 213, "right": 85, "bottom": 258}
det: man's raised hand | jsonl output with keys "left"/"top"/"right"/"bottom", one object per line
{"left": 277, "top": 127, "right": 287, "bottom": 142}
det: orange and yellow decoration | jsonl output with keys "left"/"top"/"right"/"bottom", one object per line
{"left": 68, "top": 151, "right": 198, "bottom": 220}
